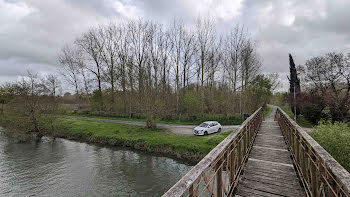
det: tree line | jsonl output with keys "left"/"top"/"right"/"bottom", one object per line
{"left": 58, "top": 18, "right": 272, "bottom": 126}
{"left": 0, "top": 18, "right": 276, "bottom": 133}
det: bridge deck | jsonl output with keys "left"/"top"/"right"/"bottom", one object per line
{"left": 236, "top": 107, "right": 305, "bottom": 197}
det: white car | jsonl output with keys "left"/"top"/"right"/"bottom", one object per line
{"left": 193, "top": 121, "right": 222, "bottom": 136}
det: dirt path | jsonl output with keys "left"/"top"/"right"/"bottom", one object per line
{"left": 68, "top": 116, "right": 239, "bottom": 135}
{"left": 267, "top": 104, "right": 313, "bottom": 132}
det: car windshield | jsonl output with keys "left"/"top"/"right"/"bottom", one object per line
{"left": 199, "top": 123, "right": 209, "bottom": 128}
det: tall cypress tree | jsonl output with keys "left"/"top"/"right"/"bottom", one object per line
{"left": 288, "top": 53, "right": 301, "bottom": 115}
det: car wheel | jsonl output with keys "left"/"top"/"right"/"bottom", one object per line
{"left": 204, "top": 131, "right": 208, "bottom": 136}
{"left": 218, "top": 128, "right": 221, "bottom": 133}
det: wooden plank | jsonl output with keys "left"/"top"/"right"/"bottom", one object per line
{"left": 237, "top": 186, "right": 283, "bottom": 197}
{"left": 243, "top": 170, "right": 299, "bottom": 182}
{"left": 245, "top": 165, "right": 297, "bottom": 176}
{"left": 254, "top": 137, "right": 285, "bottom": 143}
{"left": 253, "top": 145, "right": 288, "bottom": 152}
{"left": 245, "top": 164, "right": 296, "bottom": 175}
{"left": 239, "top": 179, "right": 305, "bottom": 197}
{"left": 257, "top": 134, "right": 284, "bottom": 138}
{"left": 249, "top": 155, "right": 292, "bottom": 165}
{"left": 242, "top": 173, "right": 301, "bottom": 187}
{"left": 248, "top": 157, "right": 293, "bottom": 167}
{"left": 250, "top": 147, "right": 291, "bottom": 157}
{"left": 243, "top": 175, "right": 301, "bottom": 189}
{"left": 253, "top": 143, "right": 287, "bottom": 149}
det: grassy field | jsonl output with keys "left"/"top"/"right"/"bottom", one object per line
{"left": 51, "top": 118, "right": 231, "bottom": 162}
{"left": 67, "top": 113, "right": 243, "bottom": 126}
{"left": 279, "top": 106, "right": 313, "bottom": 128}
{"left": 310, "top": 122, "right": 350, "bottom": 172}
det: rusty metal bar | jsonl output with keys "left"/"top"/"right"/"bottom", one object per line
{"left": 275, "top": 107, "right": 350, "bottom": 197}
{"left": 163, "top": 107, "right": 263, "bottom": 197}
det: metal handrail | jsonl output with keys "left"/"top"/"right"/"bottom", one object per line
{"left": 163, "top": 107, "right": 263, "bottom": 197}
{"left": 275, "top": 107, "right": 350, "bottom": 197}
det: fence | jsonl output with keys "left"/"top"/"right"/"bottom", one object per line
{"left": 275, "top": 107, "right": 350, "bottom": 197}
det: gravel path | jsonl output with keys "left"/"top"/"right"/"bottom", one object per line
{"left": 265, "top": 104, "right": 277, "bottom": 121}
{"left": 68, "top": 116, "right": 239, "bottom": 135}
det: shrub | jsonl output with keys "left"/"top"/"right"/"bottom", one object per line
{"left": 310, "top": 122, "right": 350, "bottom": 172}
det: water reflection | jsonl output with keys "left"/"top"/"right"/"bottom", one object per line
{"left": 0, "top": 130, "right": 192, "bottom": 196}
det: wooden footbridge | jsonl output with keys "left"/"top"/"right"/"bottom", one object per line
{"left": 163, "top": 106, "right": 350, "bottom": 197}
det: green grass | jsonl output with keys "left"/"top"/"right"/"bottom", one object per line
{"left": 52, "top": 118, "right": 231, "bottom": 161}
{"left": 264, "top": 105, "right": 272, "bottom": 118}
{"left": 67, "top": 113, "right": 243, "bottom": 126}
{"left": 279, "top": 106, "right": 313, "bottom": 128}
{"left": 310, "top": 122, "right": 350, "bottom": 172}
{"left": 67, "top": 113, "right": 149, "bottom": 123}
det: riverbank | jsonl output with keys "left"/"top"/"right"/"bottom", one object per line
{"left": 48, "top": 117, "right": 231, "bottom": 162}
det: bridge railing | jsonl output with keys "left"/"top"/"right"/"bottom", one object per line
{"left": 163, "top": 107, "right": 263, "bottom": 197}
{"left": 275, "top": 107, "right": 350, "bottom": 197}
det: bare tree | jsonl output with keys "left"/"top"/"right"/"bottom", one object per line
{"left": 128, "top": 20, "right": 152, "bottom": 106}
{"left": 43, "top": 74, "right": 60, "bottom": 97}
{"left": 240, "top": 39, "right": 261, "bottom": 114}
{"left": 195, "top": 17, "right": 215, "bottom": 114}
{"left": 59, "top": 45, "right": 80, "bottom": 96}
{"left": 181, "top": 29, "right": 196, "bottom": 91}
{"left": 170, "top": 19, "right": 185, "bottom": 114}
{"left": 223, "top": 25, "right": 246, "bottom": 92}
{"left": 117, "top": 23, "right": 131, "bottom": 114}
{"left": 75, "top": 50, "right": 91, "bottom": 97}
{"left": 158, "top": 28, "right": 172, "bottom": 100}
{"left": 99, "top": 23, "right": 121, "bottom": 108}
{"left": 75, "top": 28, "right": 105, "bottom": 109}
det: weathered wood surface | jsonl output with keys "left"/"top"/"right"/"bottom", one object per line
{"left": 276, "top": 106, "right": 350, "bottom": 196}
{"left": 236, "top": 107, "right": 305, "bottom": 197}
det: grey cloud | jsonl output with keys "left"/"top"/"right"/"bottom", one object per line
{"left": 0, "top": 57, "right": 57, "bottom": 77}
{"left": 1, "top": 0, "right": 350, "bottom": 92}
{"left": 245, "top": 0, "right": 350, "bottom": 70}
{"left": 66, "top": 0, "right": 121, "bottom": 17}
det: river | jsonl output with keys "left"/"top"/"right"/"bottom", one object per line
{"left": 0, "top": 129, "right": 193, "bottom": 196}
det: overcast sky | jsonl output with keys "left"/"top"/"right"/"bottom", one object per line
{"left": 1, "top": 0, "right": 349, "bottom": 91}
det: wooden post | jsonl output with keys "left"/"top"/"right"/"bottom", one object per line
{"left": 217, "top": 161, "right": 222, "bottom": 197}
{"left": 238, "top": 134, "right": 242, "bottom": 165}
{"left": 189, "top": 178, "right": 198, "bottom": 197}
{"left": 303, "top": 144, "right": 309, "bottom": 181}
{"left": 296, "top": 134, "right": 300, "bottom": 164}
{"left": 327, "top": 178, "right": 337, "bottom": 197}
{"left": 189, "top": 184, "right": 194, "bottom": 197}
{"left": 244, "top": 127, "right": 248, "bottom": 154}
{"left": 230, "top": 143, "right": 235, "bottom": 184}
{"left": 311, "top": 156, "right": 317, "bottom": 196}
